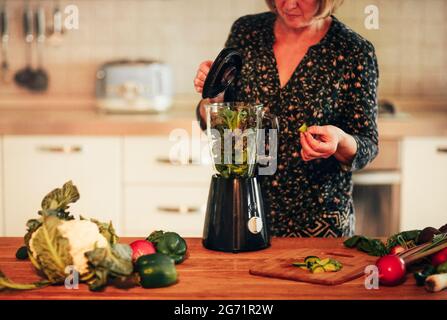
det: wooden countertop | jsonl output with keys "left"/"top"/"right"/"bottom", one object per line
{"left": 0, "top": 107, "right": 446, "bottom": 138}
{"left": 0, "top": 237, "right": 445, "bottom": 300}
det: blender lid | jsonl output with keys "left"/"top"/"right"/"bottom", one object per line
{"left": 202, "top": 48, "right": 243, "bottom": 99}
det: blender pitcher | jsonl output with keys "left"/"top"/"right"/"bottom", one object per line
{"left": 201, "top": 48, "right": 278, "bottom": 252}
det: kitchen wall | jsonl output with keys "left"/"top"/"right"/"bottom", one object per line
{"left": 0, "top": 0, "right": 446, "bottom": 110}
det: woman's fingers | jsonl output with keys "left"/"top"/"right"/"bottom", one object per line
{"left": 300, "top": 132, "right": 325, "bottom": 159}
{"left": 306, "top": 125, "right": 326, "bottom": 136}
{"left": 199, "top": 60, "right": 213, "bottom": 75}
{"left": 304, "top": 131, "right": 331, "bottom": 154}
{"left": 194, "top": 60, "right": 213, "bottom": 93}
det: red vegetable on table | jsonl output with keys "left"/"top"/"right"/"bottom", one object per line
{"left": 129, "top": 240, "right": 156, "bottom": 262}
{"left": 431, "top": 248, "right": 447, "bottom": 267}
{"left": 376, "top": 254, "right": 406, "bottom": 286}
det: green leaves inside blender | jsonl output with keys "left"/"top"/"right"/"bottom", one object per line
{"left": 210, "top": 107, "right": 253, "bottom": 178}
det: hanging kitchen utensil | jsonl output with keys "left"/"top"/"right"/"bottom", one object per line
{"left": 0, "top": 1, "right": 10, "bottom": 84}
{"left": 14, "top": 1, "right": 35, "bottom": 89}
{"left": 47, "top": 0, "right": 63, "bottom": 46}
{"left": 28, "top": 2, "right": 48, "bottom": 91}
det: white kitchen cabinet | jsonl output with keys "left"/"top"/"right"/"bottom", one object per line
{"left": 400, "top": 137, "right": 447, "bottom": 230}
{"left": 3, "top": 136, "right": 122, "bottom": 236}
{"left": 123, "top": 136, "right": 212, "bottom": 237}
{"left": 0, "top": 136, "right": 3, "bottom": 236}
{"left": 124, "top": 136, "right": 213, "bottom": 186}
{"left": 124, "top": 185, "right": 209, "bottom": 237}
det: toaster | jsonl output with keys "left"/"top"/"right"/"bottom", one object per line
{"left": 95, "top": 60, "right": 173, "bottom": 113}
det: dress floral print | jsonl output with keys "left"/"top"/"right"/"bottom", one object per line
{"left": 197, "top": 12, "right": 379, "bottom": 237}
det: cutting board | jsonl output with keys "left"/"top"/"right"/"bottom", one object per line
{"left": 249, "top": 247, "right": 378, "bottom": 285}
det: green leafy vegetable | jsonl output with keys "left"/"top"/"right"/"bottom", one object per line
{"left": 343, "top": 235, "right": 388, "bottom": 256}
{"left": 386, "top": 230, "right": 420, "bottom": 250}
{"left": 39, "top": 180, "right": 79, "bottom": 219}
{"left": 209, "top": 106, "right": 256, "bottom": 178}
{"left": 29, "top": 216, "right": 74, "bottom": 282}
{"left": 84, "top": 243, "right": 133, "bottom": 291}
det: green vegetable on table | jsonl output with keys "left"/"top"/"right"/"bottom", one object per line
{"left": 292, "top": 256, "right": 342, "bottom": 273}
{"left": 135, "top": 253, "right": 178, "bottom": 288}
{"left": 344, "top": 230, "right": 421, "bottom": 257}
{"left": 0, "top": 181, "right": 133, "bottom": 292}
{"left": 343, "top": 235, "right": 388, "bottom": 257}
{"left": 385, "top": 230, "right": 420, "bottom": 251}
{"left": 147, "top": 231, "right": 187, "bottom": 264}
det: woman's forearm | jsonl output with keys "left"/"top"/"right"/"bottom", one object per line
{"left": 334, "top": 130, "right": 358, "bottom": 165}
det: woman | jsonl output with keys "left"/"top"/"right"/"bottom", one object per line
{"left": 194, "top": 0, "right": 379, "bottom": 237}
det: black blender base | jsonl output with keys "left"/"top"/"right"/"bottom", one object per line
{"left": 202, "top": 240, "right": 271, "bottom": 253}
{"left": 202, "top": 175, "right": 270, "bottom": 253}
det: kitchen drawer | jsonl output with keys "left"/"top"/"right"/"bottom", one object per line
{"left": 3, "top": 136, "right": 122, "bottom": 236}
{"left": 365, "top": 139, "right": 400, "bottom": 170}
{"left": 123, "top": 185, "right": 209, "bottom": 237}
{"left": 124, "top": 136, "right": 213, "bottom": 185}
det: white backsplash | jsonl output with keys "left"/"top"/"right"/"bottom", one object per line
{"left": 0, "top": 0, "right": 445, "bottom": 109}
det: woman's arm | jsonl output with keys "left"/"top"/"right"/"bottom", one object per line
{"left": 337, "top": 43, "right": 379, "bottom": 171}
{"left": 300, "top": 43, "right": 379, "bottom": 171}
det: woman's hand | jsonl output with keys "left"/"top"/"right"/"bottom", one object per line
{"left": 194, "top": 60, "right": 213, "bottom": 93}
{"left": 194, "top": 60, "right": 224, "bottom": 123}
{"left": 300, "top": 125, "right": 358, "bottom": 165}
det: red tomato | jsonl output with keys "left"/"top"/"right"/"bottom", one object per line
{"left": 129, "top": 240, "right": 156, "bottom": 262}
{"left": 389, "top": 245, "right": 405, "bottom": 255}
{"left": 431, "top": 248, "right": 447, "bottom": 267}
{"left": 376, "top": 255, "right": 406, "bottom": 286}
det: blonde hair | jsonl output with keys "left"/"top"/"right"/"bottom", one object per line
{"left": 265, "top": 0, "right": 344, "bottom": 19}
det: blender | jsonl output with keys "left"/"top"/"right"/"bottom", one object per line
{"left": 201, "top": 48, "right": 278, "bottom": 252}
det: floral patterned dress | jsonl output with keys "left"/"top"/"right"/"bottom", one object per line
{"left": 197, "top": 12, "right": 379, "bottom": 237}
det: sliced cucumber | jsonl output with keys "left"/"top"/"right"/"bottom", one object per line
{"left": 292, "top": 262, "right": 307, "bottom": 267}
{"left": 304, "top": 256, "right": 320, "bottom": 264}
{"left": 291, "top": 256, "right": 343, "bottom": 273}
{"left": 318, "top": 258, "right": 331, "bottom": 266}
{"left": 323, "top": 263, "right": 338, "bottom": 272}
{"left": 311, "top": 266, "right": 325, "bottom": 273}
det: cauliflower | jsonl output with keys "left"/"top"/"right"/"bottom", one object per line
{"left": 29, "top": 219, "right": 108, "bottom": 275}
{"left": 1, "top": 181, "right": 133, "bottom": 292}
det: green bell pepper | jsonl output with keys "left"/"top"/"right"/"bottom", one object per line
{"left": 147, "top": 231, "right": 187, "bottom": 264}
{"left": 135, "top": 253, "right": 177, "bottom": 288}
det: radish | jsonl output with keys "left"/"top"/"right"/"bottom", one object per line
{"left": 376, "top": 254, "right": 406, "bottom": 286}
{"left": 431, "top": 248, "right": 447, "bottom": 267}
{"left": 129, "top": 240, "right": 156, "bottom": 262}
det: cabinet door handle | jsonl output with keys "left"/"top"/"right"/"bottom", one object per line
{"left": 37, "top": 145, "right": 83, "bottom": 154}
{"left": 156, "top": 157, "right": 199, "bottom": 166}
{"left": 437, "top": 146, "right": 447, "bottom": 154}
{"left": 156, "top": 206, "right": 201, "bottom": 214}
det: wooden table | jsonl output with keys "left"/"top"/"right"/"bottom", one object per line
{"left": 0, "top": 237, "right": 445, "bottom": 300}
